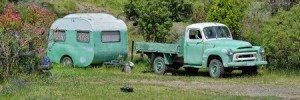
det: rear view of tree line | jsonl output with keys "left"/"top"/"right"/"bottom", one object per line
{"left": 124, "top": 0, "right": 300, "bottom": 70}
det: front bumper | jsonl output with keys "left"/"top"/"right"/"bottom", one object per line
{"left": 224, "top": 61, "right": 268, "bottom": 67}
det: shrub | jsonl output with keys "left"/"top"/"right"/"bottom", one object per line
{"left": 166, "top": 22, "right": 186, "bottom": 43}
{"left": 190, "top": 0, "right": 212, "bottom": 23}
{"left": 0, "top": 0, "right": 7, "bottom": 13}
{"left": 0, "top": 3, "right": 26, "bottom": 78}
{"left": 0, "top": 3, "right": 57, "bottom": 80}
{"left": 20, "top": 3, "right": 57, "bottom": 49}
{"left": 250, "top": 4, "right": 300, "bottom": 70}
{"left": 51, "top": 0, "right": 77, "bottom": 16}
{"left": 242, "top": 1, "right": 272, "bottom": 41}
{"left": 207, "top": 0, "right": 251, "bottom": 39}
{"left": 268, "top": 0, "right": 300, "bottom": 15}
{"left": 167, "top": 0, "right": 193, "bottom": 22}
{"left": 124, "top": 0, "right": 193, "bottom": 42}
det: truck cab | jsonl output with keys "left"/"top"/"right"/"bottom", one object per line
{"left": 135, "top": 22, "right": 268, "bottom": 78}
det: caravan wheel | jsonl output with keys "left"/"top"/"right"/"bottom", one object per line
{"left": 61, "top": 56, "right": 73, "bottom": 67}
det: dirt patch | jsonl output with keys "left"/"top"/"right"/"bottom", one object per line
{"left": 129, "top": 80, "right": 300, "bottom": 99}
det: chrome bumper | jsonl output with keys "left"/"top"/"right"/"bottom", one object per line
{"left": 224, "top": 61, "right": 268, "bottom": 67}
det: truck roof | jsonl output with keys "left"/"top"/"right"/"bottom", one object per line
{"left": 187, "top": 22, "right": 227, "bottom": 29}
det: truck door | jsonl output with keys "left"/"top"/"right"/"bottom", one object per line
{"left": 184, "top": 29, "right": 204, "bottom": 65}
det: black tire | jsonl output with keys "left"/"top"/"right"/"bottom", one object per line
{"left": 185, "top": 68, "right": 199, "bottom": 74}
{"left": 208, "top": 59, "right": 225, "bottom": 78}
{"left": 61, "top": 56, "right": 73, "bottom": 67}
{"left": 242, "top": 66, "right": 258, "bottom": 75}
{"left": 153, "top": 56, "right": 167, "bottom": 75}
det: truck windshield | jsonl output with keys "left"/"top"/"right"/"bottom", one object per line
{"left": 203, "top": 26, "right": 232, "bottom": 39}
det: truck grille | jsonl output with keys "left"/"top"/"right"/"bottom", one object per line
{"left": 233, "top": 52, "right": 257, "bottom": 61}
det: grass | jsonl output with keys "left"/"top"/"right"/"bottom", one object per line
{"left": 0, "top": 59, "right": 298, "bottom": 99}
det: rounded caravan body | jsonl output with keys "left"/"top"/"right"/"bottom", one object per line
{"left": 47, "top": 13, "right": 128, "bottom": 67}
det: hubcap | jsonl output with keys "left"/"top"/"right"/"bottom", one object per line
{"left": 210, "top": 62, "right": 219, "bottom": 76}
{"left": 155, "top": 59, "right": 164, "bottom": 72}
{"left": 63, "top": 58, "right": 72, "bottom": 66}
{"left": 156, "top": 62, "right": 163, "bottom": 71}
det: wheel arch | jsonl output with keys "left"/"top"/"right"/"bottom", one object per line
{"left": 143, "top": 52, "right": 176, "bottom": 65}
{"left": 60, "top": 55, "right": 73, "bottom": 63}
{"left": 206, "top": 55, "right": 223, "bottom": 68}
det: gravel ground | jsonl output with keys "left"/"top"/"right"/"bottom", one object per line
{"left": 130, "top": 80, "right": 300, "bottom": 99}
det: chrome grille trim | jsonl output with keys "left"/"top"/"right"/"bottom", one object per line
{"left": 233, "top": 52, "right": 257, "bottom": 61}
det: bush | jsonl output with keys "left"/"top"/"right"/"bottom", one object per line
{"left": 51, "top": 0, "right": 77, "bottom": 17}
{"left": 166, "top": 22, "right": 186, "bottom": 43}
{"left": 167, "top": 0, "right": 193, "bottom": 22}
{"left": 242, "top": 1, "right": 272, "bottom": 41}
{"left": 250, "top": 4, "right": 300, "bottom": 70}
{"left": 0, "top": 0, "right": 7, "bottom": 13}
{"left": 268, "top": 0, "right": 300, "bottom": 15}
{"left": 124, "top": 0, "right": 193, "bottom": 42}
{"left": 207, "top": 0, "right": 251, "bottom": 39}
{"left": 190, "top": 0, "right": 212, "bottom": 23}
{"left": 0, "top": 3, "right": 57, "bottom": 80}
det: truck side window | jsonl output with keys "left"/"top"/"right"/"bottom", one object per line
{"left": 77, "top": 31, "right": 90, "bottom": 43}
{"left": 189, "top": 29, "right": 202, "bottom": 39}
{"left": 53, "top": 30, "right": 66, "bottom": 42}
{"left": 101, "top": 31, "right": 121, "bottom": 43}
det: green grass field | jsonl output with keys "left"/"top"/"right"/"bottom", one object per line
{"left": 0, "top": 60, "right": 298, "bottom": 99}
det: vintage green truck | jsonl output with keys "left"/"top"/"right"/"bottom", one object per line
{"left": 134, "top": 23, "right": 267, "bottom": 78}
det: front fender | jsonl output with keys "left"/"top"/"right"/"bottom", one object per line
{"left": 202, "top": 48, "right": 231, "bottom": 67}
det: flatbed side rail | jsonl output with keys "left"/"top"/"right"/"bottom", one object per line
{"left": 134, "top": 42, "right": 180, "bottom": 54}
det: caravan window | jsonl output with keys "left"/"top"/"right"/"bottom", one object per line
{"left": 101, "top": 31, "right": 121, "bottom": 43}
{"left": 53, "top": 30, "right": 66, "bottom": 42}
{"left": 77, "top": 31, "right": 90, "bottom": 43}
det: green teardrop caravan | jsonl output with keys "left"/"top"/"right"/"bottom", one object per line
{"left": 47, "top": 13, "right": 128, "bottom": 67}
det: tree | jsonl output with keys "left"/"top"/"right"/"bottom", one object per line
{"left": 124, "top": 0, "right": 192, "bottom": 42}
{"left": 252, "top": 4, "right": 300, "bottom": 70}
{"left": 207, "top": 0, "right": 250, "bottom": 39}
{"left": 167, "top": 0, "right": 193, "bottom": 22}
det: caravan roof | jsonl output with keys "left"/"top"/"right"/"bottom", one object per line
{"left": 50, "top": 13, "right": 127, "bottom": 31}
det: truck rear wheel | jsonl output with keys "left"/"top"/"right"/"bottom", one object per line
{"left": 209, "top": 59, "right": 225, "bottom": 78}
{"left": 153, "top": 56, "right": 167, "bottom": 75}
{"left": 61, "top": 56, "right": 73, "bottom": 67}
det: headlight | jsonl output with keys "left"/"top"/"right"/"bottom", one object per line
{"left": 260, "top": 48, "right": 265, "bottom": 54}
{"left": 227, "top": 49, "right": 234, "bottom": 55}
{"left": 259, "top": 48, "right": 266, "bottom": 60}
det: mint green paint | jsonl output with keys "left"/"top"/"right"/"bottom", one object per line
{"left": 135, "top": 23, "right": 267, "bottom": 69}
{"left": 163, "top": 53, "right": 173, "bottom": 65}
{"left": 47, "top": 13, "right": 128, "bottom": 67}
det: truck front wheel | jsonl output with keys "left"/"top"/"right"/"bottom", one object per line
{"left": 209, "top": 59, "right": 225, "bottom": 78}
{"left": 153, "top": 56, "right": 167, "bottom": 75}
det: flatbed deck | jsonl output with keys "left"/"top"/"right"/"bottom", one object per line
{"left": 135, "top": 42, "right": 180, "bottom": 54}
